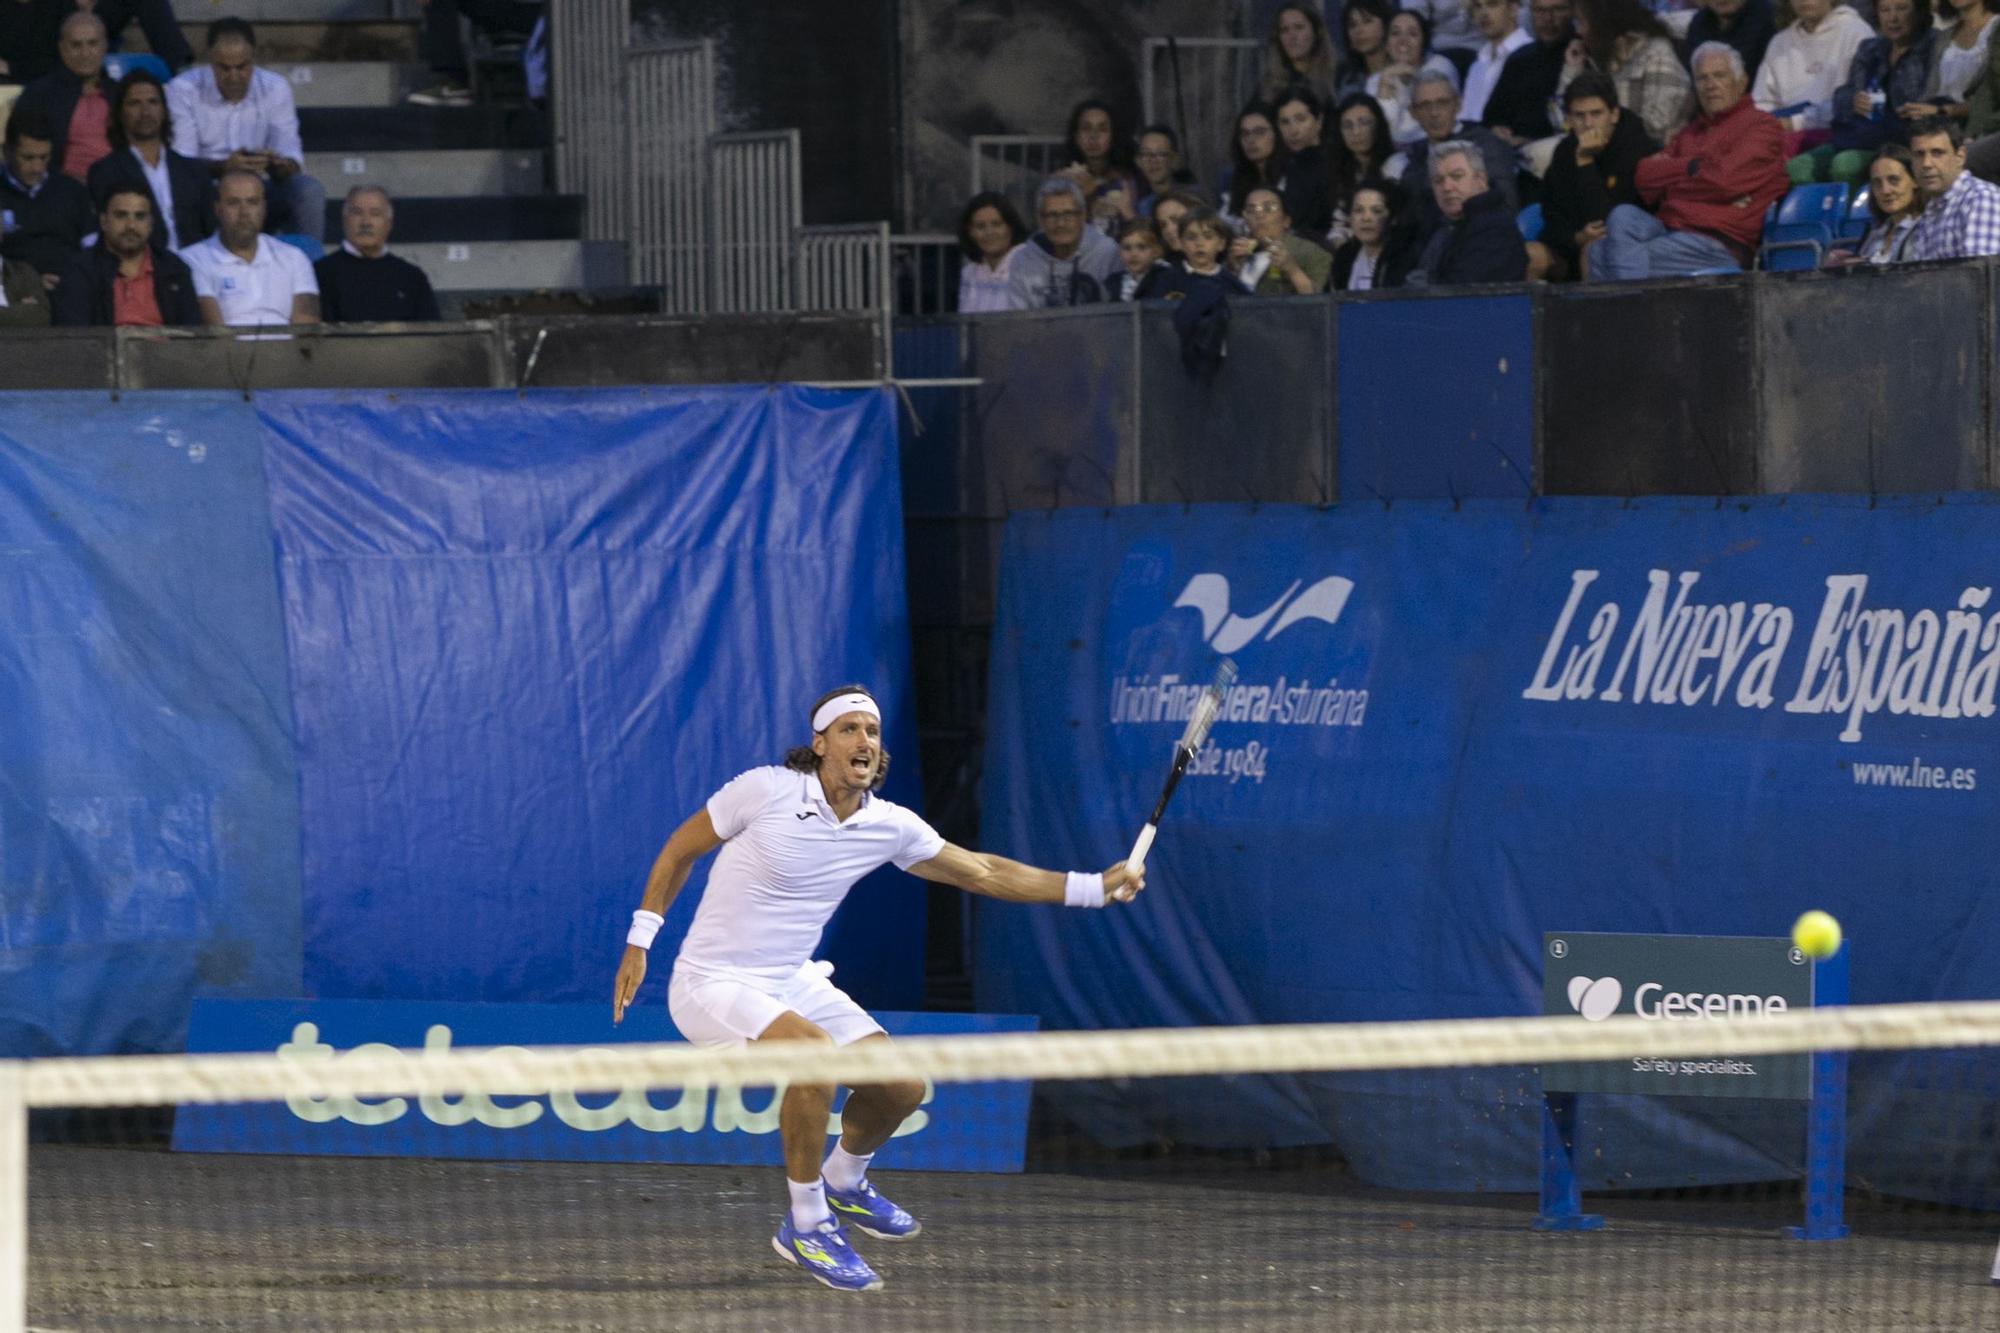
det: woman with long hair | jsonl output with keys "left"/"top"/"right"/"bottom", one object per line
{"left": 1792, "top": 0, "right": 1936, "bottom": 184}
{"left": 954, "top": 191, "right": 1032, "bottom": 312}
{"left": 1218, "top": 102, "right": 1292, "bottom": 225}
{"left": 1370, "top": 9, "right": 1463, "bottom": 144}
{"left": 1340, "top": 0, "right": 1399, "bottom": 93}
{"left": 1260, "top": 4, "right": 1342, "bottom": 105}
{"left": 1558, "top": 0, "right": 1693, "bottom": 144}
{"left": 1323, "top": 91, "right": 1395, "bottom": 246}
{"left": 1332, "top": 177, "right": 1420, "bottom": 288}
{"left": 1898, "top": 0, "right": 1993, "bottom": 136}
{"left": 1056, "top": 97, "right": 1142, "bottom": 233}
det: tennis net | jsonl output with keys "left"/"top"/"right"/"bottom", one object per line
{"left": 17, "top": 1002, "right": 2000, "bottom": 1331}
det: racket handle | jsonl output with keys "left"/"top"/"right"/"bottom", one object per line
{"left": 1128, "top": 822, "right": 1158, "bottom": 876}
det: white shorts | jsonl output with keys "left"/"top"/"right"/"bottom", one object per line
{"left": 667, "top": 959, "right": 885, "bottom": 1049}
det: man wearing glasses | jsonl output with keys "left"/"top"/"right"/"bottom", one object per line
{"left": 1390, "top": 71, "right": 1520, "bottom": 237}
{"left": 1005, "top": 176, "right": 1121, "bottom": 306}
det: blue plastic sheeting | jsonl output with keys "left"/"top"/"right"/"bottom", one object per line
{"left": 258, "top": 388, "right": 926, "bottom": 1013}
{"left": 1336, "top": 295, "right": 1535, "bottom": 500}
{"left": 0, "top": 394, "right": 301, "bottom": 1058}
{"left": 977, "top": 498, "right": 2000, "bottom": 1200}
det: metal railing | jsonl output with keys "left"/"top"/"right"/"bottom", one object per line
{"left": 795, "top": 224, "right": 892, "bottom": 314}
{"left": 709, "top": 130, "right": 803, "bottom": 314}
{"left": 551, "top": 0, "right": 629, "bottom": 242}
{"left": 891, "top": 234, "right": 962, "bottom": 316}
{"left": 1140, "top": 37, "right": 1262, "bottom": 191}
{"left": 969, "top": 135, "right": 1069, "bottom": 220}
{"left": 626, "top": 39, "right": 717, "bottom": 314}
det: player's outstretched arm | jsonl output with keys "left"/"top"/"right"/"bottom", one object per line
{"left": 613, "top": 808, "right": 725, "bottom": 1024}
{"left": 908, "top": 843, "right": 1144, "bottom": 906}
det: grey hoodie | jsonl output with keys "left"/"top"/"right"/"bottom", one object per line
{"left": 1004, "top": 227, "right": 1123, "bottom": 307}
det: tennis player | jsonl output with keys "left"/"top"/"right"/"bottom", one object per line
{"left": 612, "top": 684, "right": 1140, "bottom": 1293}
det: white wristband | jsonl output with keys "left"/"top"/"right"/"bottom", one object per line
{"left": 627, "top": 909, "right": 665, "bottom": 950}
{"left": 1063, "top": 871, "right": 1106, "bottom": 909}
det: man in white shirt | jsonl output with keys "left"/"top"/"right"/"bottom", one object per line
{"left": 165, "top": 18, "right": 324, "bottom": 239}
{"left": 1460, "top": 0, "right": 1533, "bottom": 124}
{"left": 178, "top": 170, "right": 318, "bottom": 326}
{"left": 611, "top": 684, "right": 1141, "bottom": 1294}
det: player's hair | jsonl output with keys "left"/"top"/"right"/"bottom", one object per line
{"left": 784, "top": 683, "right": 891, "bottom": 791}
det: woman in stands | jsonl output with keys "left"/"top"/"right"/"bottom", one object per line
{"left": 1261, "top": 5, "right": 1342, "bottom": 106}
{"left": 1219, "top": 103, "right": 1292, "bottom": 225}
{"left": 955, "top": 191, "right": 1031, "bottom": 313}
{"left": 1324, "top": 92, "right": 1396, "bottom": 247}
{"left": 1558, "top": 0, "right": 1693, "bottom": 145}
{"left": 1150, "top": 187, "right": 1206, "bottom": 264}
{"left": 1273, "top": 85, "right": 1334, "bottom": 234}
{"left": 1790, "top": 0, "right": 1936, "bottom": 185}
{"left": 1836, "top": 144, "right": 1925, "bottom": 263}
{"left": 1057, "top": 99, "right": 1141, "bottom": 236}
{"left": 1332, "top": 178, "right": 1419, "bottom": 288}
{"left": 1371, "top": 10, "right": 1462, "bottom": 145}
{"left": 1340, "top": 0, "right": 1399, "bottom": 95}
{"left": 1900, "top": 0, "right": 1993, "bottom": 137}
{"left": 1753, "top": 0, "right": 1876, "bottom": 152}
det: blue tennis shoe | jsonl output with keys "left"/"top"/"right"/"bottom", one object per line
{"left": 772, "top": 1216, "right": 882, "bottom": 1292}
{"left": 826, "top": 1179, "right": 922, "bottom": 1240}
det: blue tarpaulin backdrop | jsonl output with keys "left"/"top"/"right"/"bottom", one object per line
{"left": 978, "top": 499, "right": 2000, "bottom": 1203}
{"left": 0, "top": 386, "right": 922, "bottom": 1058}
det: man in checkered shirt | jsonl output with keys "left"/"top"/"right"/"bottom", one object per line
{"left": 1908, "top": 123, "right": 2000, "bottom": 262}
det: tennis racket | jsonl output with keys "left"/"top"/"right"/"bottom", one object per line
{"left": 1127, "top": 657, "right": 1236, "bottom": 877}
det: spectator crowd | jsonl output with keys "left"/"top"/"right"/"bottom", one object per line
{"left": 1, "top": 7, "right": 459, "bottom": 328}
{"left": 958, "top": 0, "right": 2000, "bottom": 310}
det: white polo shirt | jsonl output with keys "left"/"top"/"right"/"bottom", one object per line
{"left": 674, "top": 766, "right": 945, "bottom": 987}
{"left": 179, "top": 234, "right": 319, "bottom": 326}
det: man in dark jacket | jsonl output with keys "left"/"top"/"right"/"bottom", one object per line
{"left": 11, "top": 10, "right": 109, "bottom": 181}
{"left": 314, "top": 185, "right": 440, "bottom": 322}
{"left": 1684, "top": 0, "right": 1778, "bottom": 86}
{"left": 1538, "top": 71, "right": 1658, "bottom": 279}
{"left": 1482, "top": 0, "right": 1576, "bottom": 149}
{"left": 85, "top": 67, "right": 210, "bottom": 251}
{"left": 51, "top": 182, "right": 199, "bottom": 324}
{"left": 0, "top": 106, "right": 94, "bottom": 286}
{"left": 1407, "top": 139, "right": 1528, "bottom": 286}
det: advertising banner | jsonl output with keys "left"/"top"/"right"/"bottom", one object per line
{"left": 1540, "top": 933, "right": 1814, "bottom": 1099}
{"left": 174, "top": 998, "right": 1037, "bottom": 1172}
{"left": 978, "top": 497, "right": 2000, "bottom": 1200}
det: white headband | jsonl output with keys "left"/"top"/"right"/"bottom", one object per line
{"left": 812, "top": 692, "right": 881, "bottom": 734}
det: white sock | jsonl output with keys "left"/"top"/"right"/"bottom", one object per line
{"left": 823, "top": 1144, "right": 873, "bottom": 1192}
{"left": 788, "top": 1177, "right": 830, "bottom": 1229}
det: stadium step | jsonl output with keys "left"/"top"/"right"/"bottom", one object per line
{"left": 301, "top": 105, "right": 545, "bottom": 152}
{"left": 396, "top": 239, "right": 625, "bottom": 292}
{"left": 270, "top": 61, "right": 424, "bottom": 109}
{"left": 323, "top": 194, "right": 582, "bottom": 243}
{"left": 305, "top": 149, "right": 546, "bottom": 199}
{"left": 194, "top": 21, "right": 421, "bottom": 63}
{"left": 173, "top": 0, "right": 393, "bottom": 20}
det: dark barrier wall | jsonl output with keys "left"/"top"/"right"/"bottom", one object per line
{"left": 1338, "top": 292, "right": 1534, "bottom": 502}
{"left": 978, "top": 497, "right": 2000, "bottom": 1204}
{"left": 0, "top": 313, "right": 886, "bottom": 392}
{"left": 1758, "top": 264, "right": 1988, "bottom": 493}
{"left": 0, "top": 387, "right": 924, "bottom": 1056}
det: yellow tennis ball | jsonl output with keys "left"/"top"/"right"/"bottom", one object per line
{"left": 1792, "top": 910, "right": 1842, "bottom": 960}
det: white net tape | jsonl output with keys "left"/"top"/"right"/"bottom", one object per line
{"left": 20, "top": 1000, "right": 2000, "bottom": 1110}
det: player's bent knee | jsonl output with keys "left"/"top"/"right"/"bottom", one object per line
{"left": 755, "top": 1010, "right": 832, "bottom": 1044}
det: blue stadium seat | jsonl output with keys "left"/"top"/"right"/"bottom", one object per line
{"left": 1840, "top": 188, "right": 1871, "bottom": 241}
{"left": 275, "top": 233, "right": 325, "bottom": 262}
{"left": 1759, "top": 183, "right": 1847, "bottom": 270}
{"left": 102, "top": 53, "right": 171, "bottom": 83}
{"left": 1516, "top": 202, "right": 1544, "bottom": 243}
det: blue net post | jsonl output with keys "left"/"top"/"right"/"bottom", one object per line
{"left": 1785, "top": 941, "right": 1849, "bottom": 1241}
{"left": 1534, "top": 1091, "right": 1605, "bottom": 1231}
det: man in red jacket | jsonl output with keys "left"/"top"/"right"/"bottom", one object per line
{"left": 1587, "top": 41, "right": 1787, "bottom": 281}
